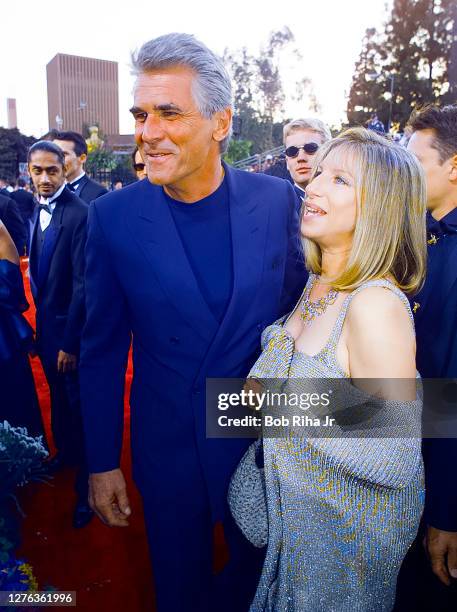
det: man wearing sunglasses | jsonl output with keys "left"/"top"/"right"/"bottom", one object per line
{"left": 283, "top": 118, "right": 331, "bottom": 203}
{"left": 131, "top": 146, "right": 147, "bottom": 180}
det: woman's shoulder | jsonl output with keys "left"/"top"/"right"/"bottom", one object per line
{"left": 345, "top": 283, "right": 414, "bottom": 344}
{"left": 348, "top": 283, "right": 410, "bottom": 318}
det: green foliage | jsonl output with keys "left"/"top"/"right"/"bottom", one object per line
{"left": 85, "top": 147, "right": 118, "bottom": 173}
{"left": 223, "top": 139, "right": 253, "bottom": 164}
{"left": 347, "top": 0, "right": 456, "bottom": 130}
{"left": 0, "top": 128, "right": 36, "bottom": 179}
{"left": 224, "top": 28, "right": 317, "bottom": 154}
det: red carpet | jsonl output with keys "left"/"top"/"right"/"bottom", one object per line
{"left": 16, "top": 259, "right": 156, "bottom": 611}
{"left": 15, "top": 260, "right": 228, "bottom": 611}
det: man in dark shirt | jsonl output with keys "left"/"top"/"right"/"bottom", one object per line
{"left": 50, "top": 131, "right": 107, "bottom": 204}
{"left": 79, "top": 32, "right": 305, "bottom": 612}
{"left": 396, "top": 104, "right": 457, "bottom": 610}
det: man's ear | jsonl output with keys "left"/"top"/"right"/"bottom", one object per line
{"left": 449, "top": 154, "right": 457, "bottom": 182}
{"left": 212, "top": 108, "right": 233, "bottom": 145}
{"left": 79, "top": 153, "right": 87, "bottom": 165}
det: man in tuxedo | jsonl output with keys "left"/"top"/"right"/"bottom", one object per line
{"left": 11, "top": 178, "right": 36, "bottom": 255}
{"left": 283, "top": 118, "right": 331, "bottom": 206}
{"left": 0, "top": 177, "right": 13, "bottom": 196}
{"left": 80, "top": 33, "right": 306, "bottom": 612}
{"left": 0, "top": 191, "right": 27, "bottom": 254}
{"left": 27, "top": 140, "right": 93, "bottom": 529}
{"left": 50, "top": 131, "right": 107, "bottom": 204}
{"left": 395, "top": 104, "right": 457, "bottom": 609}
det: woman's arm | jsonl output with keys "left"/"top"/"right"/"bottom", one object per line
{"left": 0, "top": 221, "right": 19, "bottom": 264}
{"left": 344, "top": 287, "right": 417, "bottom": 400}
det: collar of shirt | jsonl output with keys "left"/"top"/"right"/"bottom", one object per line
{"left": 68, "top": 172, "right": 86, "bottom": 190}
{"left": 38, "top": 183, "right": 66, "bottom": 231}
{"left": 294, "top": 183, "right": 306, "bottom": 195}
{"left": 426, "top": 208, "right": 457, "bottom": 237}
{"left": 39, "top": 182, "right": 66, "bottom": 207}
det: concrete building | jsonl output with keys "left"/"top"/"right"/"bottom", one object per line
{"left": 7, "top": 98, "right": 17, "bottom": 129}
{"left": 46, "top": 53, "right": 119, "bottom": 134}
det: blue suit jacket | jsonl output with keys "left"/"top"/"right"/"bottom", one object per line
{"left": 79, "top": 164, "right": 307, "bottom": 518}
{"left": 412, "top": 209, "right": 457, "bottom": 531}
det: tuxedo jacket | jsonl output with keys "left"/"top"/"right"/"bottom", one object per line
{"left": 412, "top": 208, "right": 457, "bottom": 531}
{"left": 73, "top": 174, "right": 107, "bottom": 204}
{"left": 79, "top": 164, "right": 307, "bottom": 519}
{"left": 0, "top": 193, "right": 27, "bottom": 252}
{"left": 28, "top": 186, "right": 88, "bottom": 361}
{"left": 11, "top": 189, "right": 36, "bottom": 221}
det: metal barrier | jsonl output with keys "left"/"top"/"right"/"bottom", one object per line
{"left": 232, "top": 145, "right": 285, "bottom": 170}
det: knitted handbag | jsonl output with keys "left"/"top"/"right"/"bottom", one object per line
{"left": 228, "top": 438, "right": 268, "bottom": 548}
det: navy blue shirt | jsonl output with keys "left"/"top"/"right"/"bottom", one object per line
{"left": 165, "top": 178, "right": 233, "bottom": 323}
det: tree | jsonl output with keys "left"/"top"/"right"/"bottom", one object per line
{"left": 223, "top": 139, "right": 253, "bottom": 164}
{"left": 347, "top": 0, "right": 456, "bottom": 130}
{"left": 346, "top": 28, "right": 385, "bottom": 127}
{"left": 0, "top": 128, "right": 36, "bottom": 179}
{"left": 85, "top": 147, "right": 117, "bottom": 175}
{"left": 224, "top": 28, "right": 318, "bottom": 154}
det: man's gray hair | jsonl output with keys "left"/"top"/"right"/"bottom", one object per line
{"left": 132, "top": 33, "right": 233, "bottom": 153}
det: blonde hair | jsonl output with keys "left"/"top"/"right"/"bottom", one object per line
{"left": 303, "top": 127, "right": 427, "bottom": 295}
{"left": 283, "top": 118, "right": 332, "bottom": 145}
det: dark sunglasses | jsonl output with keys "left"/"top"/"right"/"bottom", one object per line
{"left": 285, "top": 142, "right": 320, "bottom": 158}
{"left": 133, "top": 163, "right": 146, "bottom": 171}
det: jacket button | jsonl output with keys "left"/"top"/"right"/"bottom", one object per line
{"left": 170, "top": 336, "right": 180, "bottom": 344}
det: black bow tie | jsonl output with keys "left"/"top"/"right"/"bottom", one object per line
{"left": 67, "top": 183, "right": 76, "bottom": 192}
{"left": 39, "top": 203, "right": 53, "bottom": 214}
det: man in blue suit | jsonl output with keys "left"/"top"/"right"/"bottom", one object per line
{"left": 79, "top": 33, "right": 306, "bottom": 612}
{"left": 395, "top": 104, "right": 457, "bottom": 609}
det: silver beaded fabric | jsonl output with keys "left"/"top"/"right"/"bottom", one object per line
{"left": 248, "top": 276, "right": 425, "bottom": 612}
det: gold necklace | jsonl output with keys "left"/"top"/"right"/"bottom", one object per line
{"left": 299, "top": 275, "right": 339, "bottom": 326}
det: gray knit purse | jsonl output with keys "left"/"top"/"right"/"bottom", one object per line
{"left": 228, "top": 438, "right": 268, "bottom": 548}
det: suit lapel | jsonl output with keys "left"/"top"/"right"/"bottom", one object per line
{"left": 36, "top": 189, "right": 71, "bottom": 293}
{"left": 415, "top": 235, "right": 457, "bottom": 326}
{"left": 128, "top": 181, "right": 219, "bottom": 343}
{"left": 74, "top": 174, "right": 88, "bottom": 199}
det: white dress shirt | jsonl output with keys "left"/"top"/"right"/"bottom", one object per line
{"left": 68, "top": 171, "right": 86, "bottom": 192}
{"left": 39, "top": 183, "right": 66, "bottom": 232}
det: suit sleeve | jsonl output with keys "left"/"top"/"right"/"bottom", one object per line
{"left": 79, "top": 203, "right": 131, "bottom": 473}
{"left": 279, "top": 182, "right": 308, "bottom": 314}
{"left": 62, "top": 209, "right": 88, "bottom": 354}
{"left": 3, "top": 197, "right": 26, "bottom": 254}
{"left": 423, "top": 295, "right": 457, "bottom": 531}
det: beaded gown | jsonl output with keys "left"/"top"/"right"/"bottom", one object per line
{"left": 248, "top": 276, "right": 424, "bottom": 612}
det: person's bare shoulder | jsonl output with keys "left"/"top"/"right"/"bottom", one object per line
{"left": 345, "top": 286, "right": 416, "bottom": 379}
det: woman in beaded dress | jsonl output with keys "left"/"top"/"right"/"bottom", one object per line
{"left": 246, "top": 128, "right": 427, "bottom": 611}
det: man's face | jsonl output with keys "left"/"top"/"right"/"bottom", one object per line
{"left": 131, "top": 66, "right": 229, "bottom": 191}
{"left": 53, "top": 139, "right": 85, "bottom": 183}
{"left": 407, "top": 129, "right": 454, "bottom": 212}
{"left": 28, "top": 150, "right": 65, "bottom": 198}
{"left": 285, "top": 129, "right": 325, "bottom": 187}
